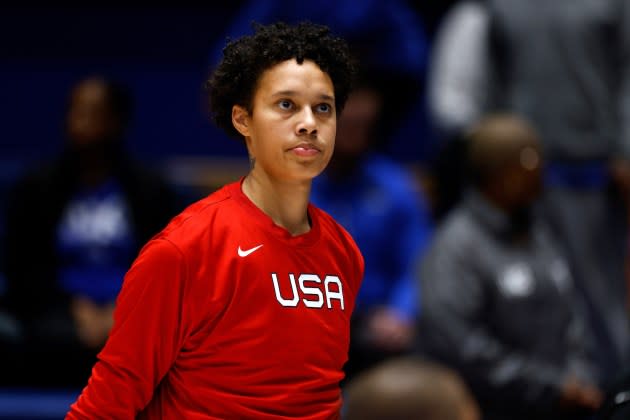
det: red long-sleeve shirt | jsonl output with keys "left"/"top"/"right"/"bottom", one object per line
{"left": 66, "top": 180, "right": 364, "bottom": 419}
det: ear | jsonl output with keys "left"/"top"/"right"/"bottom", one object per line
{"left": 232, "top": 105, "right": 250, "bottom": 138}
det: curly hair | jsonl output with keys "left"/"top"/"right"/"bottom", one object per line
{"left": 206, "top": 21, "right": 357, "bottom": 140}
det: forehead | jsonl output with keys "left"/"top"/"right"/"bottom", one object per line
{"left": 254, "top": 59, "right": 334, "bottom": 98}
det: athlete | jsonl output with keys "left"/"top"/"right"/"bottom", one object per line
{"left": 66, "top": 21, "right": 362, "bottom": 419}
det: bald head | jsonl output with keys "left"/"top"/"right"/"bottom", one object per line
{"left": 467, "top": 114, "right": 541, "bottom": 185}
{"left": 344, "top": 357, "right": 480, "bottom": 420}
{"left": 463, "top": 114, "right": 543, "bottom": 211}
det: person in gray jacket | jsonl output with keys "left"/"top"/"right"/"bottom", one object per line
{"left": 486, "top": 0, "right": 630, "bottom": 387}
{"left": 428, "top": 1, "right": 630, "bottom": 387}
{"left": 417, "top": 114, "right": 603, "bottom": 420}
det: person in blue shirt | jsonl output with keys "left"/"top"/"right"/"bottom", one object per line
{"left": 311, "top": 72, "right": 434, "bottom": 383}
{"left": 2, "top": 76, "right": 179, "bottom": 387}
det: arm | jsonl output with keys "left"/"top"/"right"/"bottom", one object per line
{"left": 565, "top": 292, "right": 601, "bottom": 387}
{"left": 418, "top": 240, "right": 564, "bottom": 407}
{"left": 67, "top": 238, "right": 193, "bottom": 418}
{"left": 428, "top": 1, "right": 490, "bottom": 137}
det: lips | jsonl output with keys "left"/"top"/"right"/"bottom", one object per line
{"left": 290, "top": 142, "right": 321, "bottom": 157}
{"left": 290, "top": 142, "right": 320, "bottom": 152}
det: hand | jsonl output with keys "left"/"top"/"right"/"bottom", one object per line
{"left": 558, "top": 375, "right": 604, "bottom": 413}
{"left": 71, "top": 297, "right": 115, "bottom": 349}
{"left": 366, "top": 307, "right": 415, "bottom": 352}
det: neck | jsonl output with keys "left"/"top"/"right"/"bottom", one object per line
{"left": 242, "top": 171, "right": 312, "bottom": 236}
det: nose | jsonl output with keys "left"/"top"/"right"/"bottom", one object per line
{"left": 296, "top": 107, "right": 317, "bottom": 136}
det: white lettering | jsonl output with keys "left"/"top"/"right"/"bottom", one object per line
{"left": 324, "top": 276, "right": 344, "bottom": 310}
{"left": 299, "top": 274, "right": 324, "bottom": 308}
{"left": 272, "top": 273, "right": 345, "bottom": 310}
{"left": 272, "top": 273, "right": 299, "bottom": 307}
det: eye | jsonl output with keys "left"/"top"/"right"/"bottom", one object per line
{"left": 315, "top": 103, "right": 332, "bottom": 113}
{"left": 278, "top": 99, "right": 294, "bottom": 110}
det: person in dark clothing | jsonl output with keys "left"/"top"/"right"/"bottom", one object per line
{"left": 417, "top": 114, "right": 603, "bottom": 420}
{"left": 1, "top": 76, "right": 179, "bottom": 387}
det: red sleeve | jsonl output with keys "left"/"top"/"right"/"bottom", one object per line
{"left": 66, "top": 238, "right": 192, "bottom": 418}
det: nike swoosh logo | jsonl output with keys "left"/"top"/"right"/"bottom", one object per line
{"left": 237, "top": 244, "right": 264, "bottom": 257}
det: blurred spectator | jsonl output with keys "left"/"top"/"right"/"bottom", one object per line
{"left": 2, "top": 76, "right": 179, "bottom": 387}
{"left": 433, "top": 0, "right": 630, "bottom": 387}
{"left": 428, "top": 0, "right": 489, "bottom": 140}
{"left": 343, "top": 356, "right": 480, "bottom": 420}
{"left": 311, "top": 73, "right": 433, "bottom": 383}
{"left": 488, "top": 0, "right": 630, "bottom": 389}
{"left": 417, "top": 114, "right": 603, "bottom": 420}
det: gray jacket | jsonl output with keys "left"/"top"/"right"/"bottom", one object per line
{"left": 417, "top": 193, "right": 598, "bottom": 418}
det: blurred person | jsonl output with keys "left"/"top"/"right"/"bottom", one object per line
{"left": 490, "top": 0, "right": 630, "bottom": 388}
{"left": 425, "top": 0, "right": 490, "bottom": 222}
{"left": 2, "top": 76, "right": 179, "bottom": 388}
{"left": 454, "top": 0, "right": 630, "bottom": 387}
{"left": 67, "top": 22, "right": 363, "bottom": 419}
{"left": 343, "top": 356, "right": 480, "bottom": 420}
{"left": 417, "top": 114, "right": 603, "bottom": 420}
{"left": 428, "top": 0, "right": 489, "bottom": 141}
{"left": 311, "top": 72, "right": 433, "bottom": 383}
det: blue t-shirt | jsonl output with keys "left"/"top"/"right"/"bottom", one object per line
{"left": 311, "top": 155, "right": 433, "bottom": 320}
{"left": 56, "top": 178, "right": 136, "bottom": 304}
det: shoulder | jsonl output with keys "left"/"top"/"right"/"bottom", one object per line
{"left": 427, "top": 205, "right": 478, "bottom": 258}
{"left": 311, "top": 205, "right": 364, "bottom": 266}
{"left": 153, "top": 183, "right": 237, "bottom": 251}
{"left": 10, "top": 157, "right": 64, "bottom": 190}
{"left": 313, "top": 205, "right": 365, "bottom": 292}
{"left": 312, "top": 205, "right": 355, "bottom": 243}
{"left": 5, "top": 158, "right": 69, "bottom": 213}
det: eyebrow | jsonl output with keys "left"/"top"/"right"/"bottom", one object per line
{"left": 271, "top": 90, "right": 334, "bottom": 102}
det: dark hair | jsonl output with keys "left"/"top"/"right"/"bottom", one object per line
{"left": 206, "top": 21, "right": 357, "bottom": 139}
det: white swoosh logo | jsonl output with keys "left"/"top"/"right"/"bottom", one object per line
{"left": 237, "top": 244, "right": 264, "bottom": 257}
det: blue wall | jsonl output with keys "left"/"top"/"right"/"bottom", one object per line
{"left": 0, "top": 6, "right": 247, "bottom": 167}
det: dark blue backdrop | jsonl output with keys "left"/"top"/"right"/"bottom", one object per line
{"left": 0, "top": 6, "right": 246, "bottom": 167}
